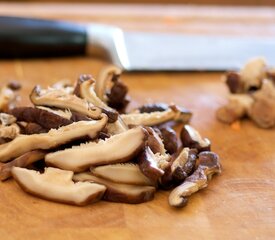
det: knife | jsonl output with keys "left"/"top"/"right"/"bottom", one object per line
{"left": 1, "top": 16, "right": 275, "bottom": 71}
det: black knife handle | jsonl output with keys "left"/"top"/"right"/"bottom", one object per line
{"left": 0, "top": 16, "right": 87, "bottom": 58}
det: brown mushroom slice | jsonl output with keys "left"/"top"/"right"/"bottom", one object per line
{"left": 12, "top": 167, "right": 106, "bottom": 206}
{"left": 240, "top": 57, "right": 266, "bottom": 91}
{"left": 10, "top": 107, "right": 72, "bottom": 130}
{"left": 73, "top": 172, "right": 155, "bottom": 204}
{"left": 45, "top": 126, "right": 147, "bottom": 172}
{"left": 95, "top": 65, "right": 122, "bottom": 102}
{"left": 138, "top": 146, "right": 170, "bottom": 183}
{"left": 0, "top": 150, "right": 46, "bottom": 181}
{"left": 30, "top": 86, "right": 102, "bottom": 119}
{"left": 146, "top": 127, "right": 166, "bottom": 155}
{"left": 171, "top": 148, "right": 198, "bottom": 182}
{"left": 168, "top": 151, "right": 221, "bottom": 208}
{"left": 180, "top": 125, "right": 211, "bottom": 152}
{"left": 0, "top": 116, "right": 107, "bottom": 163}
{"left": 74, "top": 75, "right": 118, "bottom": 123}
{"left": 248, "top": 79, "right": 275, "bottom": 128}
{"left": 90, "top": 163, "right": 153, "bottom": 186}
{"left": 121, "top": 105, "right": 191, "bottom": 127}
{"left": 216, "top": 94, "right": 254, "bottom": 124}
{"left": 158, "top": 127, "right": 178, "bottom": 155}
{"left": 0, "top": 123, "right": 20, "bottom": 140}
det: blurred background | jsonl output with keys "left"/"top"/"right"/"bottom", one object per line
{"left": 2, "top": 0, "right": 275, "bottom": 6}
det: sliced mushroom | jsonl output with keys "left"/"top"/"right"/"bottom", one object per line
{"left": 106, "top": 75, "right": 130, "bottom": 111}
{"left": 158, "top": 127, "right": 178, "bottom": 154}
{"left": 180, "top": 125, "right": 211, "bottom": 152}
{"left": 12, "top": 167, "right": 106, "bottom": 206}
{"left": 216, "top": 94, "right": 254, "bottom": 124}
{"left": 45, "top": 126, "right": 147, "bottom": 172}
{"left": 10, "top": 107, "right": 72, "bottom": 130}
{"left": 225, "top": 72, "right": 244, "bottom": 94}
{"left": 30, "top": 86, "right": 102, "bottom": 119}
{"left": 95, "top": 65, "right": 122, "bottom": 102}
{"left": 145, "top": 127, "right": 166, "bottom": 155}
{"left": 73, "top": 172, "right": 155, "bottom": 204}
{"left": 168, "top": 151, "right": 221, "bottom": 208}
{"left": 171, "top": 148, "right": 198, "bottom": 182}
{"left": 138, "top": 146, "right": 170, "bottom": 183}
{"left": 73, "top": 74, "right": 118, "bottom": 123}
{"left": 121, "top": 105, "right": 191, "bottom": 127}
{"left": 90, "top": 163, "right": 153, "bottom": 186}
{"left": 0, "top": 150, "right": 46, "bottom": 181}
{"left": 240, "top": 57, "right": 266, "bottom": 91}
{"left": 0, "top": 116, "right": 107, "bottom": 163}
{"left": 248, "top": 79, "right": 275, "bottom": 128}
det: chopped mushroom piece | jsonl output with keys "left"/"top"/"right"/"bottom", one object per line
{"left": 12, "top": 167, "right": 106, "bottom": 206}
{"left": 158, "top": 127, "right": 178, "bottom": 154}
{"left": 171, "top": 148, "right": 198, "bottom": 182}
{"left": 45, "top": 126, "right": 147, "bottom": 172}
{"left": 146, "top": 127, "right": 166, "bottom": 155}
{"left": 106, "top": 75, "right": 130, "bottom": 111}
{"left": 0, "top": 116, "right": 107, "bottom": 163}
{"left": 90, "top": 163, "right": 153, "bottom": 186}
{"left": 180, "top": 125, "right": 211, "bottom": 152}
{"left": 248, "top": 79, "right": 275, "bottom": 128}
{"left": 95, "top": 65, "right": 122, "bottom": 102}
{"left": 240, "top": 57, "right": 266, "bottom": 91}
{"left": 138, "top": 103, "right": 170, "bottom": 113}
{"left": 168, "top": 151, "right": 221, "bottom": 208}
{"left": 30, "top": 86, "right": 102, "bottom": 119}
{"left": 216, "top": 94, "right": 254, "bottom": 124}
{"left": 10, "top": 107, "right": 72, "bottom": 130}
{"left": 121, "top": 105, "right": 191, "bottom": 127}
{"left": 73, "top": 172, "right": 155, "bottom": 204}
{"left": 138, "top": 146, "right": 170, "bottom": 183}
{"left": 73, "top": 74, "right": 118, "bottom": 123}
{"left": 0, "top": 150, "right": 46, "bottom": 181}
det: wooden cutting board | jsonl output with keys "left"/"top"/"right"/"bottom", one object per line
{"left": 0, "top": 4, "right": 274, "bottom": 240}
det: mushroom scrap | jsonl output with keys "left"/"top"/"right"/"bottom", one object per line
{"left": 217, "top": 57, "right": 275, "bottom": 128}
{"left": 0, "top": 65, "right": 221, "bottom": 208}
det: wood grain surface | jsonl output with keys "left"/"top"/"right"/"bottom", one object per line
{"left": 0, "top": 3, "right": 275, "bottom": 240}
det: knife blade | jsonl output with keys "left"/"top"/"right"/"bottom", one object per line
{"left": 1, "top": 16, "right": 275, "bottom": 71}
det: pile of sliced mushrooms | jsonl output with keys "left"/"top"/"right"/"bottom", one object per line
{"left": 0, "top": 65, "right": 221, "bottom": 208}
{"left": 217, "top": 57, "right": 275, "bottom": 128}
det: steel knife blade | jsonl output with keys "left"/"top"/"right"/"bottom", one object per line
{"left": 1, "top": 16, "right": 275, "bottom": 71}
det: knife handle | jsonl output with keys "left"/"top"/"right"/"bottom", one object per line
{"left": 0, "top": 16, "right": 87, "bottom": 58}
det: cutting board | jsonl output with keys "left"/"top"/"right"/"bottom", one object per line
{"left": 0, "top": 4, "right": 275, "bottom": 240}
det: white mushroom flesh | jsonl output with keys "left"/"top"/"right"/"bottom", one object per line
{"left": 45, "top": 126, "right": 147, "bottom": 172}
{"left": 12, "top": 167, "right": 106, "bottom": 206}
